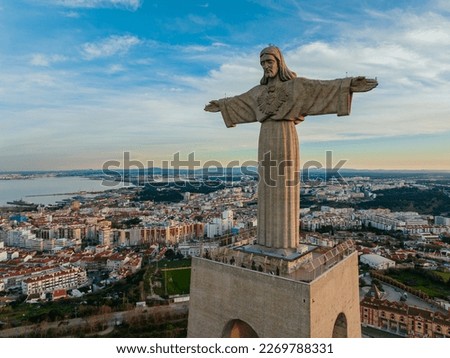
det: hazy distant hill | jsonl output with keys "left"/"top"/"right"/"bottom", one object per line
{"left": 356, "top": 187, "right": 450, "bottom": 216}
{"left": 135, "top": 181, "right": 225, "bottom": 203}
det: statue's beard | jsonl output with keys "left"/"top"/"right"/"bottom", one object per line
{"left": 264, "top": 71, "right": 277, "bottom": 79}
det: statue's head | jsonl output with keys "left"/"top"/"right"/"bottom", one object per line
{"left": 260, "top": 46, "right": 297, "bottom": 85}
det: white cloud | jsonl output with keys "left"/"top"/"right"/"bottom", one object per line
{"left": 168, "top": 14, "right": 221, "bottom": 34}
{"left": 2, "top": 1, "right": 450, "bottom": 170}
{"left": 28, "top": 73, "right": 58, "bottom": 87}
{"left": 187, "top": 14, "right": 220, "bottom": 27}
{"left": 434, "top": 0, "right": 450, "bottom": 12}
{"left": 30, "top": 53, "right": 67, "bottom": 66}
{"left": 282, "top": 10, "right": 450, "bottom": 141}
{"left": 179, "top": 6, "right": 450, "bottom": 148}
{"left": 62, "top": 10, "right": 81, "bottom": 18}
{"left": 106, "top": 64, "right": 125, "bottom": 73}
{"left": 81, "top": 35, "right": 140, "bottom": 60}
{"left": 47, "top": 0, "right": 142, "bottom": 11}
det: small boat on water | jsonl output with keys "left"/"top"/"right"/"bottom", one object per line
{"left": 6, "top": 199, "right": 33, "bottom": 206}
{"left": 6, "top": 199, "right": 38, "bottom": 209}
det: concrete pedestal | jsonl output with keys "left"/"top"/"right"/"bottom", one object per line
{"left": 187, "top": 251, "right": 361, "bottom": 338}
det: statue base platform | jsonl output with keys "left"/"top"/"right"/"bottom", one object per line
{"left": 188, "top": 240, "right": 361, "bottom": 338}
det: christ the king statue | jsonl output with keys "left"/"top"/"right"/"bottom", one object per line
{"left": 205, "top": 46, "right": 377, "bottom": 252}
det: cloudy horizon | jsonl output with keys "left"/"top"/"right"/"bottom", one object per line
{"left": 1, "top": 0, "right": 449, "bottom": 171}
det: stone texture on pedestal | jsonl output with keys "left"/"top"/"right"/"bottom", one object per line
{"left": 309, "top": 251, "right": 361, "bottom": 337}
{"left": 187, "top": 251, "right": 361, "bottom": 338}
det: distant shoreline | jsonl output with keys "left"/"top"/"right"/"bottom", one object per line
{"left": 0, "top": 176, "right": 127, "bottom": 207}
{"left": 1, "top": 168, "right": 449, "bottom": 175}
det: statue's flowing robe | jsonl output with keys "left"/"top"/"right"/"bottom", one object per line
{"left": 217, "top": 77, "right": 353, "bottom": 249}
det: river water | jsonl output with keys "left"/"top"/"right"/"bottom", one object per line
{"left": 0, "top": 176, "right": 129, "bottom": 206}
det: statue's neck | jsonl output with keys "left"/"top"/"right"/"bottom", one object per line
{"left": 266, "top": 75, "right": 282, "bottom": 87}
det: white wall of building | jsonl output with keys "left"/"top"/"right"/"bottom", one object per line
{"left": 435, "top": 216, "right": 450, "bottom": 226}
{"left": 360, "top": 254, "right": 395, "bottom": 270}
{"left": 0, "top": 250, "right": 7, "bottom": 262}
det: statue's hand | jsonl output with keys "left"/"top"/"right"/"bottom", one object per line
{"left": 204, "top": 100, "right": 221, "bottom": 112}
{"left": 350, "top": 76, "right": 378, "bottom": 93}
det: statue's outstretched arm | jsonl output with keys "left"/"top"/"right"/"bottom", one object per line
{"left": 204, "top": 100, "right": 221, "bottom": 112}
{"left": 350, "top": 76, "right": 378, "bottom": 93}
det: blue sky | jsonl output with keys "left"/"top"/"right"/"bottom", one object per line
{"left": 1, "top": 0, "right": 449, "bottom": 171}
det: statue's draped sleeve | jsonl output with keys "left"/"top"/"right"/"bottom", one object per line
{"left": 297, "top": 78, "right": 353, "bottom": 117}
{"left": 217, "top": 91, "right": 258, "bottom": 128}
{"left": 216, "top": 77, "right": 353, "bottom": 127}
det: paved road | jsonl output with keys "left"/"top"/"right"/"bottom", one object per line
{"left": 0, "top": 302, "right": 189, "bottom": 338}
{"left": 360, "top": 275, "right": 446, "bottom": 313}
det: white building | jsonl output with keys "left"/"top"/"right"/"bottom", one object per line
{"left": 0, "top": 249, "right": 7, "bottom": 262}
{"left": 205, "top": 210, "right": 234, "bottom": 238}
{"left": 178, "top": 241, "right": 219, "bottom": 257}
{"left": 205, "top": 222, "right": 220, "bottom": 238}
{"left": 435, "top": 216, "right": 450, "bottom": 226}
{"left": 21, "top": 266, "right": 88, "bottom": 295}
{"left": 360, "top": 254, "right": 396, "bottom": 270}
{"left": 98, "top": 228, "right": 112, "bottom": 247}
{"left": 304, "top": 235, "right": 337, "bottom": 248}
{"left": 106, "top": 253, "right": 129, "bottom": 271}
{"left": 128, "top": 227, "right": 142, "bottom": 246}
{"left": 6, "top": 229, "right": 43, "bottom": 251}
{"left": 361, "top": 209, "right": 428, "bottom": 232}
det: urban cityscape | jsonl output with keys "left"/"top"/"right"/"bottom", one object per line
{"left": 0, "top": 169, "right": 449, "bottom": 337}
{"left": 1, "top": 0, "right": 450, "bottom": 352}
